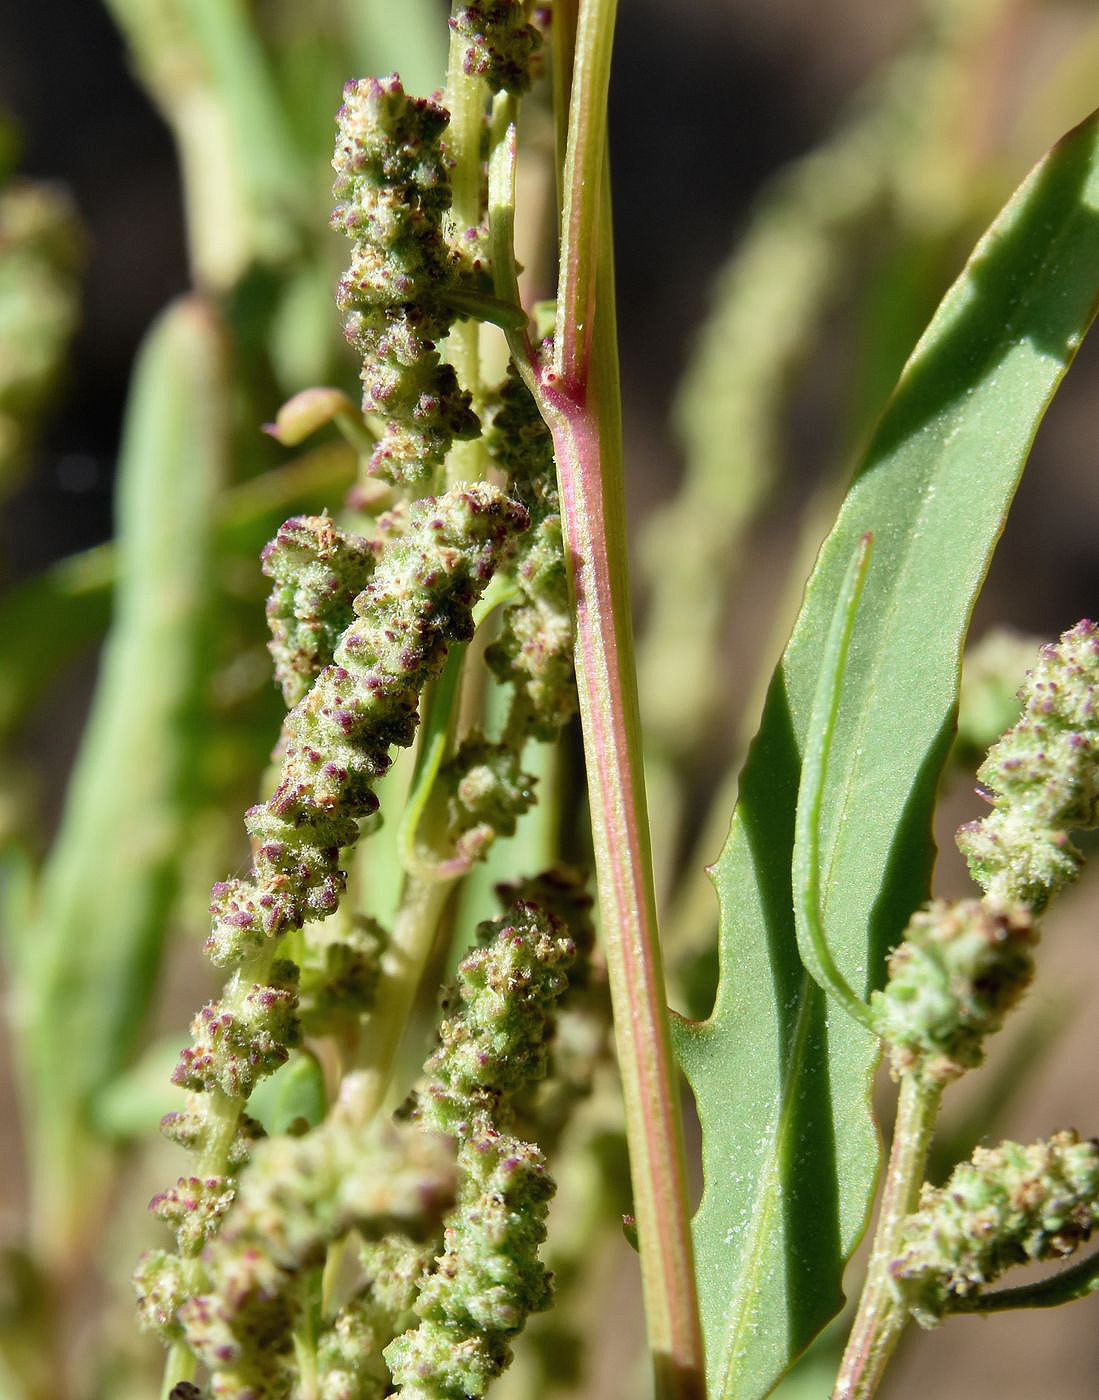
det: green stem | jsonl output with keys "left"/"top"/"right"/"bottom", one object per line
{"left": 399, "top": 647, "right": 469, "bottom": 879}
{"left": 948, "top": 1248, "right": 1099, "bottom": 1313}
{"left": 552, "top": 0, "right": 617, "bottom": 389}
{"left": 489, "top": 13, "right": 703, "bottom": 1393}
{"left": 443, "top": 287, "right": 531, "bottom": 331}
{"left": 398, "top": 576, "right": 518, "bottom": 879}
{"left": 443, "top": 7, "right": 488, "bottom": 488}
{"left": 488, "top": 93, "right": 529, "bottom": 361}
{"left": 832, "top": 1074, "right": 942, "bottom": 1400}
{"left": 551, "top": 0, "right": 580, "bottom": 204}
{"left": 352, "top": 873, "right": 454, "bottom": 1120}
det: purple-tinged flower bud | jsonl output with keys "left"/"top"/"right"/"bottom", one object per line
{"left": 450, "top": 1, "right": 543, "bottom": 94}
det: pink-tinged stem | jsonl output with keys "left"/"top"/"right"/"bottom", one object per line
{"left": 489, "top": 2, "right": 705, "bottom": 1385}
{"left": 538, "top": 361, "right": 705, "bottom": 1398}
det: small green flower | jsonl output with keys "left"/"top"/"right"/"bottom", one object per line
{"left": 450, "top": 2, "right": 543, "bottom": 94}
{"left": 958, "top": 619, "right": 1099, "bottom": 911}
{"left": 262, "top": 514, "right": 376, "bottom": 707}
{"left": 386, "top": 902, "right": 574, "bottom": 1397}
{"left": 441, "top": 733, "right": 536, "bottom": 866}
{"left": 172, "top": 964, "right": 301, "bottom": 1100}
{"left": 870, "top": 899, "right": 1035, "bottom": 1082}
{"left": 298, "top": 915, "right": 386, "bottom": 1040}
{"left": 133, "top": 1248, "right": 189, "bottom": 1342}
{"left": 149, "top": 1175, "right": 236, "bottom": 1258}
{"left": 892, "top": 1131, "right": 1099, "bottom": 1326}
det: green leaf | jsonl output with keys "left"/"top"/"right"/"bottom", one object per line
{"left": 672, "top": 110, "right": 1099, "bottom": 1400}
{"left": 90, "top": 1036, "right": 186, "bottom": 1142}
{"left": 246, "top": 1050, "right": 328, "bottom": 1137}
{"left": 0, "top": 545, "right": 112, "bottom": 744}
{"left": 14, "top": 298, "right": 228, "bottom": 1261}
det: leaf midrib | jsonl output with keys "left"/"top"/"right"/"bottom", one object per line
{"left": 705, "top": 187, "right": 1090, "bottom": 1398}
{"left": 818, "top": 191, "right": 1088, "bottom": 935}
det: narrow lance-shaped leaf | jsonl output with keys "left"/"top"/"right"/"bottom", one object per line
{"left": 15, "top": 297, "right": 228, "bottom": 1266}
{"left": 672, "top": 110, "right": 1099, "bottom": 1400}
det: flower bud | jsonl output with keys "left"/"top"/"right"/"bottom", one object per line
{"left": 892, "top": 1131, "right": 1099, "bottom": 1326}
{"left": 958, "top": 620, "right": 1099, "bottom": 911}
{"left": 870, "top": 899, "right": 1035, "bottom": 1082}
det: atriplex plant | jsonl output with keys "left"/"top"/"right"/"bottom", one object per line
{"left": 6, "top": 1, "right": 1099, "bottom": 1399}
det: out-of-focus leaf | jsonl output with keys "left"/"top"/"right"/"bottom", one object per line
{"left": 91, "top": 1036, "right": 185, "bottom": 1142}
{"left": 673, "top": 110, "right": 1099, "bottom": 1399}
{"left": 0, "top": 442, "right": 355, "bottom": 746}
{"left": 15, "top": 298, "right": 228, "bottom": 1264}
{"left": 246, "top": 1050, "right": 328, "bottom": 1137}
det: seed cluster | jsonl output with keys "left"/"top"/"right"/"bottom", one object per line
{"left": 333, "top": 76, "right": 478, "bottom": 486}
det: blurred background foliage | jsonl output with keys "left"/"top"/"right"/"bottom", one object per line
{"left": 3, "top": 1, "right": 1099, "bottom": 1397}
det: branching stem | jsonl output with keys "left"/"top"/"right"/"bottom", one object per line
{"left": 487, "top": 13, "right": 704, "bottom": 1392}
{"left": 833, "top": 1074, "right": 942, "bottom": 1400}
{"left": 352, "top": 874, "right": 455, "bottom": 1122}
{"left": 443, "top": 11, "right": 488, "bottom": 488}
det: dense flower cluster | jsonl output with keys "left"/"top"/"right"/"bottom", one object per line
{"left": 450, "top": 1, "right": 543, "bottom": 94}
{"left": 261, "top": 514, "right": 377, "bottom": 707}
{"left": 485, "top": 368, "right": 576, "bottom": 741}
{"left": 208, "top": 484, "right": 527, "bottom": 968}
{"left": 870, "top": 899, "right": 1036, "bottom": 1082}
{"left": 332, "top": 76, "right": 478, "bottom": 486}
{"left": 385, "top": 902, "right": 575, "bottom": 1397}
{"left": 958, "top": 619, "right": 1099, "bottom": 912}
{"left": 178, "top": 1093, "right": 456, "bottom": 1400}
{"left": 892, "top": 1131, "right": 1099, "bottom": 1326}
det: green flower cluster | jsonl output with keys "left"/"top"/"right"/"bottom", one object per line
{"left": 440, "top": 733, "right": 536, "bottom": 868}
{"left": 261, "top": 514, "right": 377, "bottom": 707}
{"left": 297, "top": 913, "right": 386, "bottom": 1042}
{"left": 0, "top": 177, "right": 84, "bottom": 495}
{"left": 385, "top": 901, "right": 575, "bottom": 1397}
{"left": 450, "top": 2, "right": 544, "bottom": 95}
{"left": 420, "top": 373, "right": 575, "bottom": 873}
{"left": 496, "top": 869, "right": 606, "bottom": 1153}
{"left": 870, "top": 899, "right": 1035, "bottom": 1082}
{"left": 173, "top": 961, "right": 301, "bottom": 1099}
{"left": 332, "top": 75, "right": 478, "bottom": 486}
{"left": 138, "top": 486, "right": 526, "bottom": 1376}
{"left": 485, "top": 368, "right": 576, "bottom": 742}
{"left": 315, "top": 1238, "right": 439, "bottom": 1400}
{"left": 208, "top": 484, "right": 527, "bottom": 968}
{"left": 958, "top": 619, "right": 1099, "bottom": 912}
{"left": 175, "top": 1091, "right": 456, "bottom": 1400}
{"left": 892, "top": 1131, "right": 1099, "bottom": 1326}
